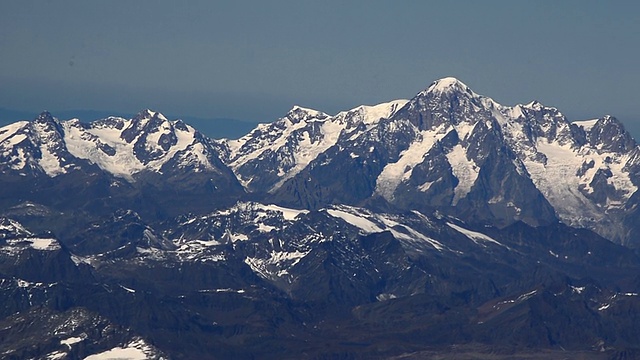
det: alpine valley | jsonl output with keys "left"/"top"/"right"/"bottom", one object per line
{"left": 2, "top": 78, "right": 640, "bottom": 359}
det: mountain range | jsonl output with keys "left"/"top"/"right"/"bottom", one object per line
{"left": 0, "top": 107, "right": 259, "bottom": 140}
{"left": 1, "top": 78, "right": 640, "bottom": 359}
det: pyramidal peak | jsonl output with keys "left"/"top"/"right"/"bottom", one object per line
{"left": 34, "top": 111, "right": 56, "bottom": 124}
{"left": 135, "top": 109, "right": 167, "bottom": 121}
{"left": 425, "top": 77, "right": 475, "bottom": 96}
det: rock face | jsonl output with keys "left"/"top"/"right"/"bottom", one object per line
{"left": 2, "top": 78, "right": 640, "bottom": 358}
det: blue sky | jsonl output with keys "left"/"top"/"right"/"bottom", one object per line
{"left": 1, "top": 0, "right": 639, "bottom": 125}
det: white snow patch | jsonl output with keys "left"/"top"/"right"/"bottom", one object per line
{"left": 325, "top": 207, "right": 444, "bottom": 251}
{"left": 0, "top": 121, "right": 29, "bottom": 144}
{"left": 261, "top": 204, "right": 309, "bottom": 220}
{"left": 209, "top": 288, "right": 246, "bottom": 294}
{"left": 571, "top": 286, "right": 586, "bottom": 294}
{"left": 83, "top": 339, "right": 156, "bottom": 360}
{"left": 376, "top": 293, "right": 397, "bottom": 301}
{"left": 573, "top": 119, "right": 599, "bottom": 131}
{"left": 418, "top": 181, "right": 434, "bottom": 192}
{"left": 28, "top": 237, "right": 60, "bottom": 250}
{"left": 244, "top": 250, "right": 309, "bottom": 279}
{"left": 447, "top": 222, "right": 505, "bottom": 248}
{"left": 326, "top": 209, "right": 383, "bottom": 234}
{"left": 120, "top": 285, "right": 136, "bottom": 293}
{"left": 268, "top": 250, "right": 308, "bottom": 264}
{"left": 517, "top": 290, "right": 538, "bottom": 301}
{"left": 71, "top": 255, "right": 92, "bottom": 266}
{"left": 83, "top": 347, "right": 148, "bottom": 360}
{"left": 378, "top": 216, "right": 444, "bottom": 251}
{"left": 454, "top": 121, "right": 477, "bottom": 142}
{"left": 3, "top": 237, "right": 61, "bottom": 251}
{"left": 446, "top": 144, "right": 479, "bottom": 204}
{"left": 9, "top": 147, "right": 27, "bottom": 170}
{"left": 61, "top": 336, "right": 84, "bottom": 349}
{"left": 229, "top": 233, "right": 249, "bottom": 242}
{"left": 495, "top": 290, "right": 538, "bottom": 308}
{"left": 17, "top": 279, "right": 33, "bottom": 288}
{"left": 47, "top": 351, "right": 68, "bottom": 360}
{"left": 0, "top": 219, "right": 30, "bottom": 235}
{"left": 173, "top": 241, "right": 226, "bottom": 263}
{"left": 38, "top": 144, "right": 66, "bottom": 176}
{"left": 256, "top": 223, "right": 276, "bottom": 233}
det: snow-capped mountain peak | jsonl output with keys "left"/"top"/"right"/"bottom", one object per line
{"left": 424, "top": 77, "right": 475, "bottom": 96}
{"left": 393, "top": 77, "right": 490, "bottom": 132}
{"left": 369, "top": 80, "right": 640, "bottom": 239}
{"left": 0, "top": 111, "right": 76, "bottom": 177}
{"left": 33, "top": 111, "right": 56, "bottom": 124}
{"left": 138, "top": 108, "right": 167, "bottom": 121}
{"left": 286, "top": 106, "right": 329, "bottom": 123}
{"left": 586, "top": 115, "right": 635, "bottom": 153}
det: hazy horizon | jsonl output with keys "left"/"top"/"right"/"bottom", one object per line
{"left": 2, "top": 1, "right": 639, "bottom": 125}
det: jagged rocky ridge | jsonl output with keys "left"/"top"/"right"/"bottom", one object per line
{"left": 2, "top": 78, "right": 640, "bottom": 358}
